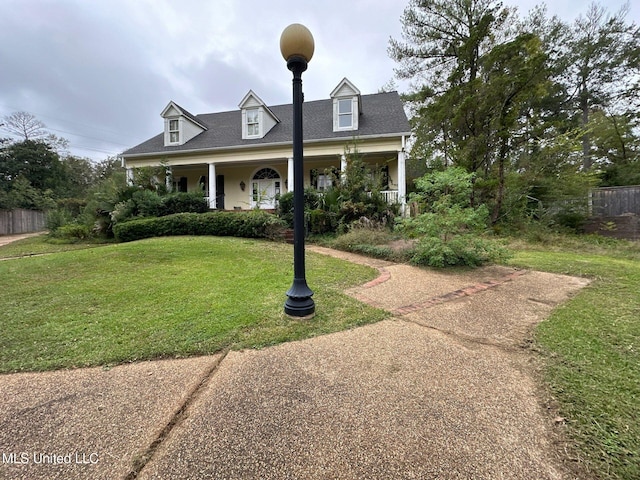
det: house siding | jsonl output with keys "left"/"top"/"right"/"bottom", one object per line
{"left": 182, "top": 119, "right": 205, "bottom": 145}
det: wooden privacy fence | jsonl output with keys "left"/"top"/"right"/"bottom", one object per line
{"left": 586, "top": 186, "right": 640, "bottom": 240}
{"left": 589, "top": 185, "right": 640, "bottom": 216}
{"left": 0, "top": 209, "right": 47, "bottom": 235}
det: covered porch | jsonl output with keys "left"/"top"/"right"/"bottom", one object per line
{"left": 125, "top": 149, "right": 406, "bottom": 211}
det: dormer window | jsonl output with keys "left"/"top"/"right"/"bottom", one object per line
{"left": 239, "top": 90, "right": 280, "bottom": 140}
{"left": 338, "top": 99, "right": 353, "bottom": 129}
{"left": 161, "top": 101, "right": 207, "bottom": 147}
{"left": 246, "top": 109, "right": 260, "bottom": 137}
{"left": 168, "top": 119, "right": 180, "bottom": 143}
{"left": 331, "top": 78, "right": 361, "bottom": 132}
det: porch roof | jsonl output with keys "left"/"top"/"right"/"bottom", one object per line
{"left": 122, "top": 91, "right": 410, "bottom": 158}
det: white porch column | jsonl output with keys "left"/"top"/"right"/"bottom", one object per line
{"left": 398, "top": 149, "right": 407, "bottom": 215}
{"left": 287, "top": 157, "right": 294, "bottom": 192}
{"left": 126, "top": 167, "right": 134, "bottom": 186}
{"left": 340, "top": 154, "right": 347, "bottom": 183}
{"left": 208, "top": 163, "right": 216, "bottom": 209}
{"left": 165, "top": 166, "right": 173, "bottom": 192}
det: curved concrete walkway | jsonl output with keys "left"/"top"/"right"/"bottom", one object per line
{"left": 0, "top": 246, "right": 589, "bottom": 480}
{"left": 0, "top": 232, "right": 45, "bottom": 247}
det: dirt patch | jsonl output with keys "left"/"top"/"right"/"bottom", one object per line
{"left": 387, "top": 238, "right": 416, "bottom": 252}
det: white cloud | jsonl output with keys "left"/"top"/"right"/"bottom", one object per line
{"left": 0, "top": 0, "right": 637, "bottom": 160}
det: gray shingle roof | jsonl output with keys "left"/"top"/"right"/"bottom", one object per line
{"left": 122, "top": 91, "right": 410, "bottom": 157}
{"left": 174, "top": 103, "right": 207, "bottom": 130}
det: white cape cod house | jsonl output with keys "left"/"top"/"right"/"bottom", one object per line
{"left": 121, "top": 78, "right": 411, "bottom": 211}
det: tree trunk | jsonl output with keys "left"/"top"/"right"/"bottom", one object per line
{"left": 581, "top": 92, "right": 592, "bottom": 170}
{"left": 491, "top": 137, "right": 508, "bottom": 224}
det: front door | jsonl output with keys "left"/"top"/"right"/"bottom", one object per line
{"left": 251, "top": 168, "right": 281, "bottom": 209}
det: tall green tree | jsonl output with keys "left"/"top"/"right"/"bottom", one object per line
{"left": 0, "top": 140, "right": 64, "bottom": 193}
{"left": 389, "top": 0, "right": 552, "bottom": 221}
{"left": 476, "top": 33, "right": 550, "bottom": 221}
{"left": 0, "top": 140, "right": 95, "bottom": 209}
{"left": 560, "top": 2, "right": 640, "bottom": 169}
{"left": 589, "top": 109, "right": 640, "bottom": 186}
{"left": 58, "top": 156, "right": 96, "bottom": 199}
{"left": 0, "top": 140, "right": 63, "bottom": 209}
{"left": 389, "top": 0, "right": 514, "bottom": 172}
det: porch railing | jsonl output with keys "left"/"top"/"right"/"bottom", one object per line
{"left": 365, "top": 190, "right": 399, "bottom": 204}
{"left": 380, "top": 190, "right": 399, "bottom": 204}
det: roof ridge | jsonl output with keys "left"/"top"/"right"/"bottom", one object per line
{"left": 194, "top": 91, "right": 401, "bottom": 117}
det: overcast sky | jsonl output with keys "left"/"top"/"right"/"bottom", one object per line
{"left": 1, "top": 0, "right": 638, "bottom": 161}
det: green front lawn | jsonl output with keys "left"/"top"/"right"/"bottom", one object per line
{"left": 509, "top": 238, "right": 640, "bottom": 480}
{"left": 0, "top": 236, "right": 387, "bottom": 373}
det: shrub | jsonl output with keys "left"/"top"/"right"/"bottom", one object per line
{"left": 410, "top": 235, "right": 510, "bottom": 268}
{"left": 46, "top": 208, "right": 73, "bottom": 232}
{"left": 50, "top": 223, "right": 92, "bottom": 241}
{"left": 276, "top": 189, "right": 321, "bottom": 228}
{"left": 398, "top": 167, "right": 510, "bottom": 268}
{"left": 308, "top": 209, "right": 337, "bottom": 235}
{"left": 113, "top": 211, "right": 287, "bottom": 243}
{"left": 160, "top": 191, "right": 209, "bottom": 216}
{"left": 328, "top": 147, "right": 398, "bottom": 232}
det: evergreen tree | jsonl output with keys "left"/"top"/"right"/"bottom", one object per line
{"left": 560, "top": 2, "right": 640, "bottom": 169}
{"left": 389, "top": 0, "right": 551, "bottom": 221}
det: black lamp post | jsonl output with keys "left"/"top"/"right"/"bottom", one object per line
{"left": 280, "top": 23, "right": 315, "bottom": 318}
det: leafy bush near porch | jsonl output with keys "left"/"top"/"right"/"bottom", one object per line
{"left": 398, "top": 167, "right": 509, "bottom": 267}
{"left": 113, "top": 211, "right": 287, "bottom": 243}
{"left": 276, "top": 189, "right": 322, "bottom": 228}
{"left": 160, "top": 191, "right": 209, "bottom": 215}
{"left": 308, "top": 209, "right": 338, "bottom": 234}
{"left": 111, "top": 190, "right": 208, "bottom": 224}
{"left": 324, "top": 147, "right": 398, "bottom": 233}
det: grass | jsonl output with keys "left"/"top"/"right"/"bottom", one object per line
{"left": 0, "top": 236, "right": 388, "bottom": 373}
{"left": 507, "top": 235, "right": 640, "bottom": 480}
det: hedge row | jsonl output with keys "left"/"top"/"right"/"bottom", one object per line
{"left": 113, "top": 211, "right": 287, "bottom": 243}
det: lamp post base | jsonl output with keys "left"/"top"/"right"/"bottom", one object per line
{"left": 284, "top": 296, "right": 315, "bottom": 318}
{"left": 284, "top": 278, "right": 315, "bottom": 318}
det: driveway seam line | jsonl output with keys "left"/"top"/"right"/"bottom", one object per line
{"left": 124, "top": 350, "right": 229, "bottom": 480}
{"left": 398, "top": 317, "right": 527, "bottom": 353}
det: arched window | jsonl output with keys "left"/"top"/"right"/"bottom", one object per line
{"left": 252, "top": 168, "right": 280, "bottom": 180}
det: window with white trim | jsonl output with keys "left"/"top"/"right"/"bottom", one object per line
{"left": 246, "top": 109, "right": 260, "bottom": 137}
{"left": 317, "top": 174, "right": 332, "bottom": 191}
{"left": 338, "top": 99, "right": 353, "bottom": 129}
{"left": 168, "top": 119, "right": 179, "bottom": 143}
{"left": 311, "top": 168, "right": 337, "bottom": 191}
